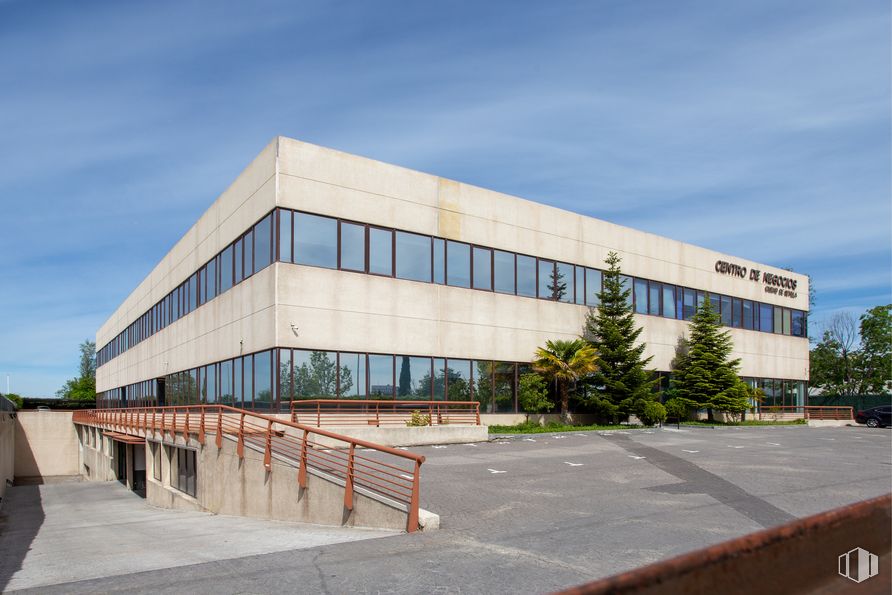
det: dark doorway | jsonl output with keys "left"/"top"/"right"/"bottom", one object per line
{"left": 156, "top": 378, "right": 166, "bottom": 407}
{"left": 116, "top": 442, "right": 127, "bottom": 485}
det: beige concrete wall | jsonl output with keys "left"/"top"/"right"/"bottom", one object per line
{"left": 76, "top": 425, "right": 117, "bottom": 482}
{"left": 0, "top": 413, "right": 14, "bottom": 503}
{"left": 276, "top": 265, "right": 808, "bottom": 381}
{"left": 309, "top": 425, "right": 488, "bottom": 447}
{"left": 276, "top": 137, "right": 809, "bottom": 312}
{"left": 15, "top": 411, "right": 79, "bottom": 478}
{"left": 96, "top": 139, "right": 279, "bottom": 393}
{"left": 145, "top": 433, "right": 414, "bottom": 531}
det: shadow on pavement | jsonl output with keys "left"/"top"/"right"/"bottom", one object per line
{"left": 0, "top": 484, "right": 45, "bottom": 592}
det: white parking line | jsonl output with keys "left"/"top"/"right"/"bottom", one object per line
{"left": 628, "top": 455, "right": 646, "bottom": 460}
{"left": 465, "top": 443, "right": 478, "bottom": 447}
{"left": 487, "top": 468, "right": 507, "bottom": 474}
{"left": 523, "top": 438, "right": 536, "bottom": 442}
{"left": 552, "top": 435, "right": 567, "bottom": 439}
{"left": 431, "top": 445, "right": 447, "bottom": 449}
{"left": 564, "top": 462, "right": 584, "bottom": 467}
{"left": 766, "top": 442, "right": 781, "bottom": 446}
{"left": 682, "top": 449, "right": 699, "bottom": 453}
{"left": 727, "top": 445, "right": 745, "bottom": 449}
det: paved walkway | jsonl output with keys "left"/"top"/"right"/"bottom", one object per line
{"left": 0, "top": 481, "right": 393, "bottom": 592}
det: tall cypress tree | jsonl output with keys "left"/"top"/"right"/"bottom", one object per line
{"left": 583, "top": 251, "right": 657, "bottom": 419}
{"left": 670, "top": 295, "right": 751, "bottom": 418}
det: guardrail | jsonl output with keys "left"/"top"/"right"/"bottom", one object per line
{"left": 72, "top": 405, "right": 426, "bottom": 532}
{"left": 757, "top": 406, "right": 854, "bottom": 421}
{"left": 291, "top": 399, "right": 481, "bottom": 427}
{"left": 0, "top": 395, "right": 16, "bottom": 413}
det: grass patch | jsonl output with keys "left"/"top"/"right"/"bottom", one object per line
{"left": 488, "top": 420, "right": 642, "bottom": 434}
{"left": 677, "top": 418, "right": 807, "bottom": 427}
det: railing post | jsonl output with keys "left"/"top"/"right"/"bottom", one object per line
{"left": 161, "top": 410, "right": 166, "bottom": 441}
{"left": 298, "top": 429, "right": 308, "bottom": 489}
{"left": 317, "top": 402, "right": 321, "bottom": 428}
{"left": 407, "top": 459, "right": 422, "bottom": 533}
{"left": 344, "top": 443, "right": 355, "bottom": 511}
{"left": 198, "top": 408, "right": 206, "bottom": 445}
{"left": 184, "top": 409, "right": 190, "bottom": 441}
{"left": 237, "top": 412, "right": 245, "bottom": 459}
{"left": 475, "top": 402, "right": 481, "bottom": 426}
{"left": 152, "top": 409, "right": 156, "bottom": 438}
{"left": 215, "top": 409, "right": 223, "bottom": 449}
{"left": 264, "top": 420, "right": 273, "bottom": 470}
{"left": 375, "top": 402, "right": 380, "bottom": 427}
{"left": 171, "top": 410, "right": 177, "bottom": 443}
{"left": 428, "top": 402, "right": 434, "bottom": 426}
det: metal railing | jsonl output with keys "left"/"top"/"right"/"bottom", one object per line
{"left": 291, "top": 399, "right": 481, "bottom": 427}
{"left": 757, "top": 405, "right": 854, "bottom": 421}
{"left": 72, "top": 405, "right": 426, "bottom": 532}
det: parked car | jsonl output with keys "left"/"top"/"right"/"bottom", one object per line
{"left": 854, "top": 405, "right": 892, "bottom": 428}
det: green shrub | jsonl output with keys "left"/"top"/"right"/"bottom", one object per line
{"left": 638, "top": 401, "right": 667, "bottom": 426}
{"left": 664, "top": 398, "right": 689, "bottom": 420}
{"left": 2, "top": 393, "right": 22, "bottom": 409}
{"left": 518, "top": 372, "right": 553, "bottom": 414}
{"left": 406, "top": 410, "right": 431, "bottom": 427}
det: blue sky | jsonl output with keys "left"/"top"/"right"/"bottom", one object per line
{"left": 0, "top": 0, "right": 889, "bottom": 396}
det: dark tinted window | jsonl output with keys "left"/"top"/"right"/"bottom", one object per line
{"left": 662, "top": 285, "right": 675, "bottom": 318}
{"left": 338, "top": 352, "right": 367, "bottom": 399}
{"left": 760, "top": 304, "right": 774, "bottom": 333}
{"left": 586, "top": 268, "right": 601, "bottom": 306}
{"left": 791, "top": 310, "right": 805, "bottom": 337}
{"left": 396, "top": 231, "right": 432, "bottom": 282}
{"left": 254, "top": 350, "right": 272, "bottom": 410}
{"left": 538, "top": 259, "right": 555, "bottom": 300}
{"left": 446, "top": 241, "right": 471, "bottom": 288}
{"left": 649, "top": 282, "right": 661, "bottom": 316}
{"left": 397, "top": 356, "right": 432, "bottom": 398}
{"left": 732, "top": 298, "right": 742, "bottom": 328}
{"left": 243, "top": 230, "right": 254, "bottom": 277}
{"left": 234, "top": 240, "right": 243, "bottom": 284}
{"left": 472, "top": 247, "right": 492, "bottom": 290}
{"left": 340, "top": 222, "right": 366, "bottom": 272}
{"left": 721, "top": 295, "right": 732, "bottom": 326}
{"left": 294, "top": 213, "right": 337, "bottom": 269}
{"left": 206, "top": 257, "right": 217, "bottom": 301}
{"left": 683, "top": 288, "right": 696, "bottom": 320}
{"left": 368, "top": 354, "right": 394, "bottom": 397}
{"left": 220, "top": 246, "right": 233, "bottom": 292}
{"left": 743, "top": 300, "right": 754, "bottom": 330}
{"left": 556, "top": 262, "right": 573, "bottom": 303}
{"left": 494, "top": 250, "right": 515, "bottom": 294}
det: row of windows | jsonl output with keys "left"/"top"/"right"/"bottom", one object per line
{"left": 97, "top": 213, "right": 275, "bottom": 366}
{"left": 97, "top": 348, "right": 809, "bottom": 415}
{"left": 98, "top": 208, "right": 808, "bottom": 367}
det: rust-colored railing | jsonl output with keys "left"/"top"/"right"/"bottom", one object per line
{"left": 72, "top": 405, "right": 426, "bottom": 532}
{"left": 757, "top": 405, "right": 854, "bottom": 421}
{"left": 290, "top": 399, "right": 481, "bottom": 427}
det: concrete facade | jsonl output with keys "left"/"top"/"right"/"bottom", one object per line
{"left": 96, "top": 137, "right": 809, "bottom": 408}
{"left": 14, "top": 411, "right": 80, "bottom": 479}
{"left": 0, "top": 412, "right": 14, "bottom": 503}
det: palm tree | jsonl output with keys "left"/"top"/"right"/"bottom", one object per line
{"left": 533, "top": 339, "right": 598, "bottom": 423}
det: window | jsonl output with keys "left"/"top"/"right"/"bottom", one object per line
{"left": 219, "top": 359, "right": 233, "bottom": 405}
{"left": 338, "top": 352, "right": 367, "bottom": 399}
{"left": 774, "top": 307, "right": 783, "bottom": 335}
{"left": 220, "top": 245, "right": 233, "bottom": 292}
{"left": 516, "top": 254, "right": 537, "bottom": 297}
{"left": 494, "top": 250, "right": 515, "bottom": 294}
{"left": 792, "top": 310, "right": 805, "bottom": 337}
{"left": 396, "top": 232, "right": 432, "bottom": 282}
{"left": 709, "top": 293, "right": 721, "bottom": 319}
{"left": 648, "top": 282, "right": 661, "bottom": 316}
{"left": 369, "top": 227, "right": 392, "bottom": 276}
{"left": 254, "top": 350, "right": 272, "bottom": 410}
{"left": 732, "top": 298, "right": 742, "bottom": 328}
{"left": 574, "top": 267, "right": 585, "bottom": 305}
{"left": 620, "top": 276, "right": 633, "bottom": 307}
{"left": 586, "top": 268, "right": 601, "bottom": 306}
{"left": 721, "top": 295, "right": 732, "bottom": 327}
{"left": 493, "top": 362, "right": 515, "bottom": 413}
{"left": 662, "top": 285, "right": 676, "bottom": 319}
{"left": 340, "top": 221, "right": 366, "bottom": 272}
{"left": 474, "top": 361, "right": 494, "bottom": 412}
{"left": 634, "top": 278, "right": 648, "bottom": 314}
{"left": 538, "top": 259, "right": 555, "bottom": 300}
{"left": 782, "top": 308, "right": 792, "bottom": 336}
{"left": 294, "top": 213, "right": 337, "bottom": 269}
{"left": 254, "top": 213, "right": 272, "bottom": 271}
{"left": 243, "top": 230, "right": 254, "bottom": 278}
{"left": 172, "top": 447, "right": 197, "bottom": 497}
{"left": 472, "top": 247, "right": 492, "bottom": 290}
{"left": 433, "top": 238, "right": 445, "bottom": 284}
{"left": 234, "top": 240, "right": 243, "bottom": 284}
{"left": 397, "top": 356, "right": 432, "bottom": 398}
{"left": 683, "top": 288, "right": 696, "bottom": 320}
{"left": 743, "top": 300, "right": 754, "bottom": 330}
{"left": 279, "top": 209, "right": 292, "bottom": 263}
{"left": 556, "top": 262, "right": 574, "bottom": 303}
{"left": 152, "top": 442, "right": 161, "bottom": 481}
{"left": 433, "top": 358, "right": 447, "bottom": 400}
{"left": 242, "top": 355, "right": 253, "bottom": 408}
{"left": 760, "top": 304, "right": 774, "bottom": 333}
{"left": 368, "top": 354, "right": 395, "bottom": 397}
{"left": 234, "top": 357, "right": 243, "bottom": 407}
{"left": 206, "top": 257, "right": 217, "bottom": 301}
{"left": 293, "top": 350, "right": 337, "bottom": 399}
{"left": 446, "top": 241, "right": 471, "bottom": 288}
{"left": 446, "top": 359, "right": 472, "bottom": 400}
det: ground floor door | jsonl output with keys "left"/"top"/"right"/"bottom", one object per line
{"left": 116, "top": 442, "right": 127, "bottom": 485}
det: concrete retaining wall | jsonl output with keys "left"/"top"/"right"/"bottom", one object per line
{"left": 0, "top": 413, "right": 14, "bottom": 504}
{"left": 145, "top": 432, "right": 422, "bottom": 532}
{"left": 14, "top": 411, "right": 79, "bottom": 479}
{"left": 313, "top": 424, "right": 488, "bottom": 447}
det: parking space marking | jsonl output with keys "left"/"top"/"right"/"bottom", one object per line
{"left": 727, "top": 445, "right": 745, "bottom": 449}
{"left": 552, "top": 435, "right": 567, "bottom": 439}
{"left": 523, "top": 438, "right": 536, "bottom": 442}
{"left": 766, "top": 442, "right": 781, "bottom": 446}
{"left": 487, "top": 469, "right": 507, "bottom": 474}
{"left": 432, "top": 445, "right": 448, "bottom": 449}
{"left": 465, "top": 443, "right": 479, "bottom": 447}
{"left": 628, "top": 455, "right": 646, "bottom": 460}
{"left": 682, "top": 449, "right": 699, "bottom": 453}
{"left": 564, "top": 462, "right": 584, "bottom": 467}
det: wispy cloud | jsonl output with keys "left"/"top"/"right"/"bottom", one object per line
{"left": 0, "top": 0, "right": 888, "bottom": 395}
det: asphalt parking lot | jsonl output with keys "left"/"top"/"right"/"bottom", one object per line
{"left": 5, "top": 424, "right": 891, "bottom": 594}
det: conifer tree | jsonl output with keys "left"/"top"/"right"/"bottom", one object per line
{"left": 583, "top": 252, "right": 657, "bottom": 419}
{"left": 669, "top": 295, "right": 751, "bottom": 418}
